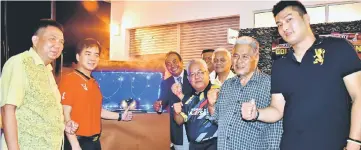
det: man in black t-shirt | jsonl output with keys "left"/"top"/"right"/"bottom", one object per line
{"left": 241, "top": 1, "right": 361, "bottom": 150}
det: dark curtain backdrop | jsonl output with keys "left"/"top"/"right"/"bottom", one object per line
{"left": 0, "top": 1, "right": 110, "bottom": 74}
{"left": 1, "top": 1, "right": 51, "bottom": 72}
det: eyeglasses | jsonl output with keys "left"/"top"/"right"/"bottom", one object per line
{"left": 188, "top": 70, "right": 206, "bottom": 78}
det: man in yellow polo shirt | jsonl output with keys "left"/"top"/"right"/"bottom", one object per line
{"left": 0, "top": 19, "right": 78, "bottom": 150}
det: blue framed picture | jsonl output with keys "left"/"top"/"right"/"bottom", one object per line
{"left": 92, "top": 71, "right": 163, "bottom": 113}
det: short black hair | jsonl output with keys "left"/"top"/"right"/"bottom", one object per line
{"left": 202, "top": 49, "right": 215, "bottom": 55}
{"left": 33, "top": 19, "right": 64, "bottom": 36}
{"left": 272, "top": 1, "right": 307, "bottom": 17}
{"left": 165, "top": 51, "right": 182, "bottom": 62}
{"left": 76, "top": 38, "right": 101, "bottom": 54}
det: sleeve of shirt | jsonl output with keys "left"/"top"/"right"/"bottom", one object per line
{"left": 206, "top": 81, "right": 228, "bottom": 124}
{"left": 270, "top": 60, "right": 282, "bottom": 94}
{"left": 0, "top": 55, "right": 26, "bottom": 107}
{"left": 336, "top": 39, "right": 361, "bottom": 78}
{"left": 206, "top": 102, "right": 219, "bottom": 124}
{"left": 159, "top": 81, "right": 169, "bottom": 108}
{"left": 266, "top": 120, "right": 283, "bottom": 149}
{"left": 58, "top": 77, "right": 74, "bottom": 106}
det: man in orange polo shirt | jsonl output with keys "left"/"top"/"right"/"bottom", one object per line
{"left": 59, "top": 38, "right": 133, "bottom": 150}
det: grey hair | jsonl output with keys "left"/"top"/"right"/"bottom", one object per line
{"left": 212, "top": 47, "right": 232, "bottom": 62}
{"left": 187, "top": 59, "right": 208, "bottom": 74}
{"left": 235, "top": 36, "right": 259, "bottom": 53}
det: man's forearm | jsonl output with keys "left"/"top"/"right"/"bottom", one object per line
{"left": 258, "top": 106, "right": 283, "bottom": 123}
{"left": 65, "top": 132, "right": 81, "bottom": 149}
{"left": 101, "top": 109, "right": 119, "bottom": 120}
{"left": 349, "top": 98, "right": 361, "bottom": 140}
{"left": 1, "top": 105, "right": 20, "bottom": 150}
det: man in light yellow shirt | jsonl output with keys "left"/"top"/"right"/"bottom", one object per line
{"left": 0, "top": 19, "right": 78, "bottom": 150}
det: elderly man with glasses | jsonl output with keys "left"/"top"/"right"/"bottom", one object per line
{"left": 172, "top": 59, "right": 218, "bottom": 150}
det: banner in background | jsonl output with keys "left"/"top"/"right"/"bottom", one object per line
{"left": 272, "top": 32, "right": 361, "bottom": 60}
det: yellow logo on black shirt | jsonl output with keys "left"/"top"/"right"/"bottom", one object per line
{"left": 313, "top": 48, "right": 325, "bottom": 65}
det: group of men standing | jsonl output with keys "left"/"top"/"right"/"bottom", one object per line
{"left": 154, "top": 1, "right": 361, "bottom": 150}
{"left": 1, "top": 1, "right": 361, "bottom": 150}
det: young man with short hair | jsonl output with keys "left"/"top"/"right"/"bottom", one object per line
{"left": 59, "top": 38, "right": 133, "bottom": 150}
{"left": 242, "top": 1, "right": 361, "bottom": 150}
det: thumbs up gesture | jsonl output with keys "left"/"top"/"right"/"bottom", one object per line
{"left": 241, "top": 99, "right": 258, "bottom": 121}
{"left": 171, "top": 83, "right": 184, "bottom": 99}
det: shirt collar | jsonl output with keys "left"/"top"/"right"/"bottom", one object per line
{"left": 286, "top": 34, "right": 324, "bottom": 58}
{"left": 249, "top": 69, "right": 262, "bottom": 82}
{"left": 28, "top": 47, "right": 53, "bottom": 71}
{"left": 217, "top": 71, "right": 235, "bottom": 81}
{"left": 211, "top": 71, "right": 235, "bottom": 86}
{"left": 194, "top": 81, "right": 212, "bottom": 96}
{"left": 173, "top": 70, "right": 185, "bottom": 82}
{"left": 209, "top": 71, "right": 216, "bottom": 79}
{"left": 75, "top": 69, "right": 93, "bottom": 80}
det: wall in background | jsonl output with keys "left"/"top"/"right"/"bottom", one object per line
{"left": 109, "top": 0, "right": 352, "bottom": 61}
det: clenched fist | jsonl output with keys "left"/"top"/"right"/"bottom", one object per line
{"left": 153, "top": 100, "right": 162, "bottom": 112}
{"left": 241, "top": 99, "right": 258, "bottom": 121}
{"left": 171, "top": 83, "right": 183, "bottom": 99}
{"left": 173, "top": 102, "right": 183, "bottom": 115}
{"left": 65, "top": 120, "right": 79, "bottom": 135}
{"left": 207, "top": 88, "right": 220, "bottom": 107}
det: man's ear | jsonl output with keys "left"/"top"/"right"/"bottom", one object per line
{"left": 32, "top": 36, "right": 39, "bottom": 47}
{"left": 255, "top": 53, "right": 260, "bottom": 62}
{"left": 303, "top": 14, "right": 311, "bottom": 24}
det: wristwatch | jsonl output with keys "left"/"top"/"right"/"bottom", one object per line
{"left": 179, "top": 112, "right": 188, "bottom": 122}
